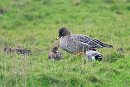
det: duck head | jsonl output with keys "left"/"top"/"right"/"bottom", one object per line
{"left": 52, "top": 46, "right": 59, "bottom": 53}
{"left": 117, "top": 48, "right": 126, "bottom": 53}
{"left": 95, "top": 54, "right": 103, "bottom": 61}
{"left": 57, "top": 27, "right": 70, "bottom": 40}
{"left": 4, "top": 47, "right": 11, "bottom": 53}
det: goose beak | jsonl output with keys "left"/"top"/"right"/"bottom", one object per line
{"left": 56, "top": 36, "right": 59, "bottom": 40}
{"left": 56, "top": 34, "right": 62, "bottom": 40}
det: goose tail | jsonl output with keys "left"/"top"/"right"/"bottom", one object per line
{"left": 103, "top": 43, "right": 113, "bottom": 48}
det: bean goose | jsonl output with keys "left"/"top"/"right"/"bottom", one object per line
{"left": 56, "top": 27, "right": 113, "bottom": 55}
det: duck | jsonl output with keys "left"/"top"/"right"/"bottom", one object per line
{"left": 56, "top": 27, "right": 113, "bottom": 55}
{"left": 48, "top": 46, "right": 62, "bottom": 61}
{"left": 117, "top": 48, "right": 126, "bottom": 53}
{"left": 85, "top": 49, "right": 103, "bottom": 62}
{"left": 4, "top": 47, "right": 32, "bottom": 55}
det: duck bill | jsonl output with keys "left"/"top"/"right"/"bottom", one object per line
{"left": 122, "top": 51, "right": 126, "bottom": 53}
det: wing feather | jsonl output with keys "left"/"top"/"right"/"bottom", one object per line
{"left": 71, "top": 34, "right": 113, "bottom": 48}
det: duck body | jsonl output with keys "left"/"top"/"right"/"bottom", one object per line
{"left": 4, "top": 47, "right": 32, "bottom": 55}
{"left": 48, "top": 52, "right": 56, "bottom": 61}
{"left": 48, "top": 52, "right": 62, "bottom": 61}
{"left": 55, "top": 52, "right": 63, "bottom": 60}
{"left": 85, "top": 50, "right": 103, "bottom": 62}
{"left": 11, "top": 48, "right": 32, "bottom": 55}
{"left": 48, "top": 46, "right": 62, "bottom": 61}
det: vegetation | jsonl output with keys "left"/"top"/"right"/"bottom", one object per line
{"left": 0, "top": 0, "right": 130, "bottom": 87}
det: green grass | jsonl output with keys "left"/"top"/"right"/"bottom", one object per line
{"left": 0, "top": 0, "right": 130, "bottom": 87}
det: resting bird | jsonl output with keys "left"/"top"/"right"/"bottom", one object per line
{"left": 117, "top": 48, "right": 126, "bottom": 53}
{"left": 4, "top": 47, "right": 32, "bottom": 55}
{"left": 56, "top": 27, "right": 113, "bottom": 55}
{"left": 85, "top": 49, "right": 103, "bottom": 62}
{"left": 48, "top": 46, "right": 62, "bottom": 61}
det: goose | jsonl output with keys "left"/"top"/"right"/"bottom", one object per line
{"left": 85, "top": 49, "right": 103, "bottom": 62}
{"left": 48, "top": 46, "right": 62, "bottom": 61}
{"left": 56, "top": 27, "right": 113, "bottom": 55}
{"left": 4, "top": 47, "right": 32, "bottom": 55}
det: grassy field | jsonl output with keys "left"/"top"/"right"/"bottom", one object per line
{"left": 0, "top": 0, "right": 130, "bottom": 87}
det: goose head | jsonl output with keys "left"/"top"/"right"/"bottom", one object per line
{"left": 57, "top": 27, "right": 70, "bottom": 40}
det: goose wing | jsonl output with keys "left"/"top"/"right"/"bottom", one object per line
{"left": 71, "top": 34, "right": 113, "bottom": 48}
{"left": 68, "top": 35, "right": 92, "bottom": 51}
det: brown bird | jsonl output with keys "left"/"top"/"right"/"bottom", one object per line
{"left": 4, "top": 47, "right": 32, "bottom": 55}
{"left": 48, "top": 46, "right": 62, "bottom": 61}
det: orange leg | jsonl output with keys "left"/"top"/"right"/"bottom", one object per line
{"left": 77, "top": 52, "right": 85, "bottom": 55}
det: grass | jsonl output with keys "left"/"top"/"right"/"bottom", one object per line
{"left": 0, "top": 0, "right": 130, "bottom": 87}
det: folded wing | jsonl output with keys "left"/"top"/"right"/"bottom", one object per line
{"left": 71, "top": 34, "right": 113, "bottom": 48}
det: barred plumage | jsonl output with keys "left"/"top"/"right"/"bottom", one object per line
{"left": 57, "top": 27, "right": 113, "bottom": 54}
